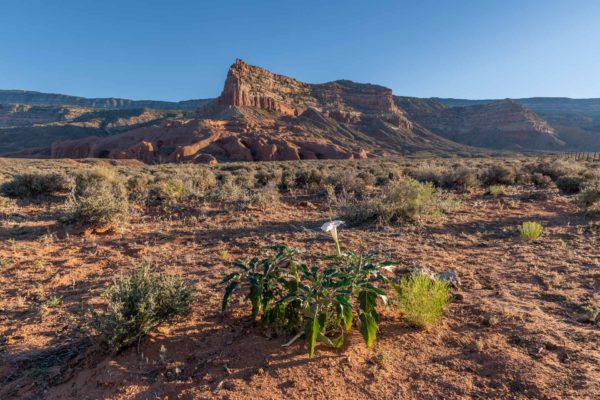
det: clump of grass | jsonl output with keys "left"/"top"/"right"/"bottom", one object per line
{"left": 65, "top": 168, "right": 129, "bottom": 229}
{"left": 1, "top": 171, "right": 73, "bottom": 198}
{"left": 46, "top": 296, "right": 61, "bottom": 308}
{"left": 341, "top": 178, "right": 456, "bottom": 225}
{"left": 487, "top": 185, "right": 504, "bottom": 197}
{"left": 89, "top": 264, "right": 193, "bottom": 353}
{"left": 395, "top": 272, "right": 451, "bottom": 329}
{"left": 519, "top": 221, "right": 543, "bottom": 241}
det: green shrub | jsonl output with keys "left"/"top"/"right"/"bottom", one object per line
{"left": 480, "top": 165, "right": 516, "bottom": 186}
{"left": 90, "top": 264, "right": 193, "bottom": 353}
{"left": 555, "top": 175, "right": 585, "bottom": 194}
{"left": 66, "top": 168, "right": 129, "bottom": 228}
{"left": 148, "top": 177, "right": 188, "bottom": 204}
{"left": 519, "top": 221, "right": 543, "bottom": 241}
{"left": 221, "top": 245, "right": 392, "bottom": 357}
{"left": 1, "top": 172, "right": 73, "bottom": 198}
{"left": 580, "top": 184, "right": 600, "bottom": 213}
{"left": 487, "top": 185, "right": 504, "bottom": 197}
{"left": 341, "top": 178, "right": 456, "bottom": 225}
{"left": 394, "top": 272, "right": 451, "bottom": 329}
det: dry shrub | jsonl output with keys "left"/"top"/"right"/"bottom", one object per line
{"left": 249, "top": 184, "right": 281, "bottom": 210}
{"left": 555, "top": 175, "right": 586, "bottom": 194}
{"left": 341, "top": 178, "right": 457, "bottom": 225}
{"left": 89, "top": 264, "right": 193, "bottom": 353}
{"left": 1, "top": 171, "right": 73, "bottom": 198}
{"left": 580, "top": 183, "right": 600, "bottom": 213}
{"left": 480, "top": 164, "right": 516, "bottom": 186}
{"left": 66, "top": 168, "right": 129, "bottom": 228}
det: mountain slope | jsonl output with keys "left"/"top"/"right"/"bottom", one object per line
{"left": 435, "top": 97, "right": 600, "bottom": 149}
{"left": 0, "top": 105, "right": 180, "bottom": 155}
{"left": 396, "top": 97, "right": 564, "bottom": 150}
{"left": 41, "top": 59, "right": 474, "bottom": 162}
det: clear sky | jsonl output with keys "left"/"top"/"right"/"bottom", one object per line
{"left": 1, "top": 0, "right": 599, "bottom": 101}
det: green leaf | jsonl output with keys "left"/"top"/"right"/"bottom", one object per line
{"left": 359, "top": 312, "right": 378, "bottom": 348}
{"left": 305, "top": 315, "right": 321, "bottom": 357}
{"left": 331, "top": 333, "right": 345, "bottom": 349}
{"left": 358, "top": 290, "right": 377, "bottom": 313}
{"left": 221, "top": 272, "right": 239, "bottom": 284}
{"left": 248, "top": 284, "right": 262, "bottom": 319}
{"left": 221, "top": 281, "right": 239, "bottom": 314}
{"left": 233, "top": 261, "right": 248, "bottom": 271}
{"left": 341, "top": 303, "right": 353, "bottom": 331}
{"left": 317, "top": 332, "right": 335, "bottom": 348}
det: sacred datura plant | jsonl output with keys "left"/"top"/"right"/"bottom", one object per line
{"left": 221, "top": 221, "right": 398, "bottom": 357}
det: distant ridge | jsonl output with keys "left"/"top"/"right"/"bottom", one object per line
{"left": 0, "top": 90, "right": 212, "bottom": 111}
{"left": 2, "top": 60, "right": 600, "bottom": 158}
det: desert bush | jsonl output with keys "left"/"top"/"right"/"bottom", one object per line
{"left": 148, "top": 177, "right": 188, "bottom": 205}
{"left": 248, "top": 184, "right": 281, "bottom": 210}
{"left": 555, "top": 175, "right": 586, "bottom": 194}
{"left": 255, "top": 168, "right": 283, "bottom": 188}
{"left": 580, "top": 184, "right": 600, "bottom": 213}
{"left": 208, "top": 179, "right": 248, "bottom": 204}
{"left": 480, "top": 165, "right": 516, "bottom": 186}
{"left": 530, "top": 172, "right": 553, "bottom": 188}
{"left": 408, "top": 165, "right": 445, "bottom": 187}
{"left": 1, "top": 171, "right": 73, "bottom": 198}
{"left": 326, "top": 170, "right": 366, "bottom": 195}
{"left": 126, "top": 174, "right": 151, "bottom": 203}
{"left": 518, "top": 221, "right": 543, "bottom": 241}
{"left": 442, "top": 167, "right": 478, "bottom": 191}
{"left": 89, "top": 264, "right": 193, "bottom": 353}
{"left": 394, "top": 272, "right": 451, "bottom": 329}
{"left": 341, "top": 178, "right": 456, "bottom": 225}
{"left": 530, "top": 159, "right": 583, "bottom": 181}
{"left": 487, "top": 185, "right": 504, "bottom": 197}
{"left": 66, "top": 168, "right": 129, "bottom": 228}
{"left": 222, "top": 225, "right": 394, "bottom": 357}
{"left": 294, "top": 168, "right": 326, "bottom": 192}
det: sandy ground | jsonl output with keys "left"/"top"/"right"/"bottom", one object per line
{"left": 1, "top": 183, "right": 599, "bottom": 399}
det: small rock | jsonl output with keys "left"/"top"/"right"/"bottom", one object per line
{"left": 437, "top": 270, "right": 461, "bottom": 287}
{"left": 410, "top": 267, "right": 436, "bottom": 280}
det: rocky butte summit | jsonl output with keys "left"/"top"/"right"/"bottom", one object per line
{"left": 2, "top": 59, "right": 577, "bottom": 162}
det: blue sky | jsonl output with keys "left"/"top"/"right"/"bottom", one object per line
{"left": 1, "top": 0, "right": 599, "bottom": 101}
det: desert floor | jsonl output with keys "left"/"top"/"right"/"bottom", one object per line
{"left": 1, "top": 158, "right": 599, "bottom": 400}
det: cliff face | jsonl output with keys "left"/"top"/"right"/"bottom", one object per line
{"left": 217, "top": 59, "right": 412, "bottom": 128}
{"left": 8, "top": 58, "right": 571, "bottom": 161}
{"left": 33, "top": 59, "right": 466, "bottom": 162}
{"left": 395, "top": 97, "right": 563, "bottom": 150}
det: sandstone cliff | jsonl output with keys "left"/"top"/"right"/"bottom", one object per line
{"left": 395, "top": 97, "right": 564, "bottom": 150}
{"left": 38, "top": 59, "right": 468, "bottom": 162}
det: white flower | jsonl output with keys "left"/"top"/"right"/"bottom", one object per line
{"left": 381, "top": 265, "right": 396, "bottom": 272}
{"left": 321, "top": 220, "right": 344, "bottom": 232}
{"left": 321, "top": 220, "right": 344, "bottom": 257}
{"left": 379, "top": 295, "right": 389, "bottom": 305}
